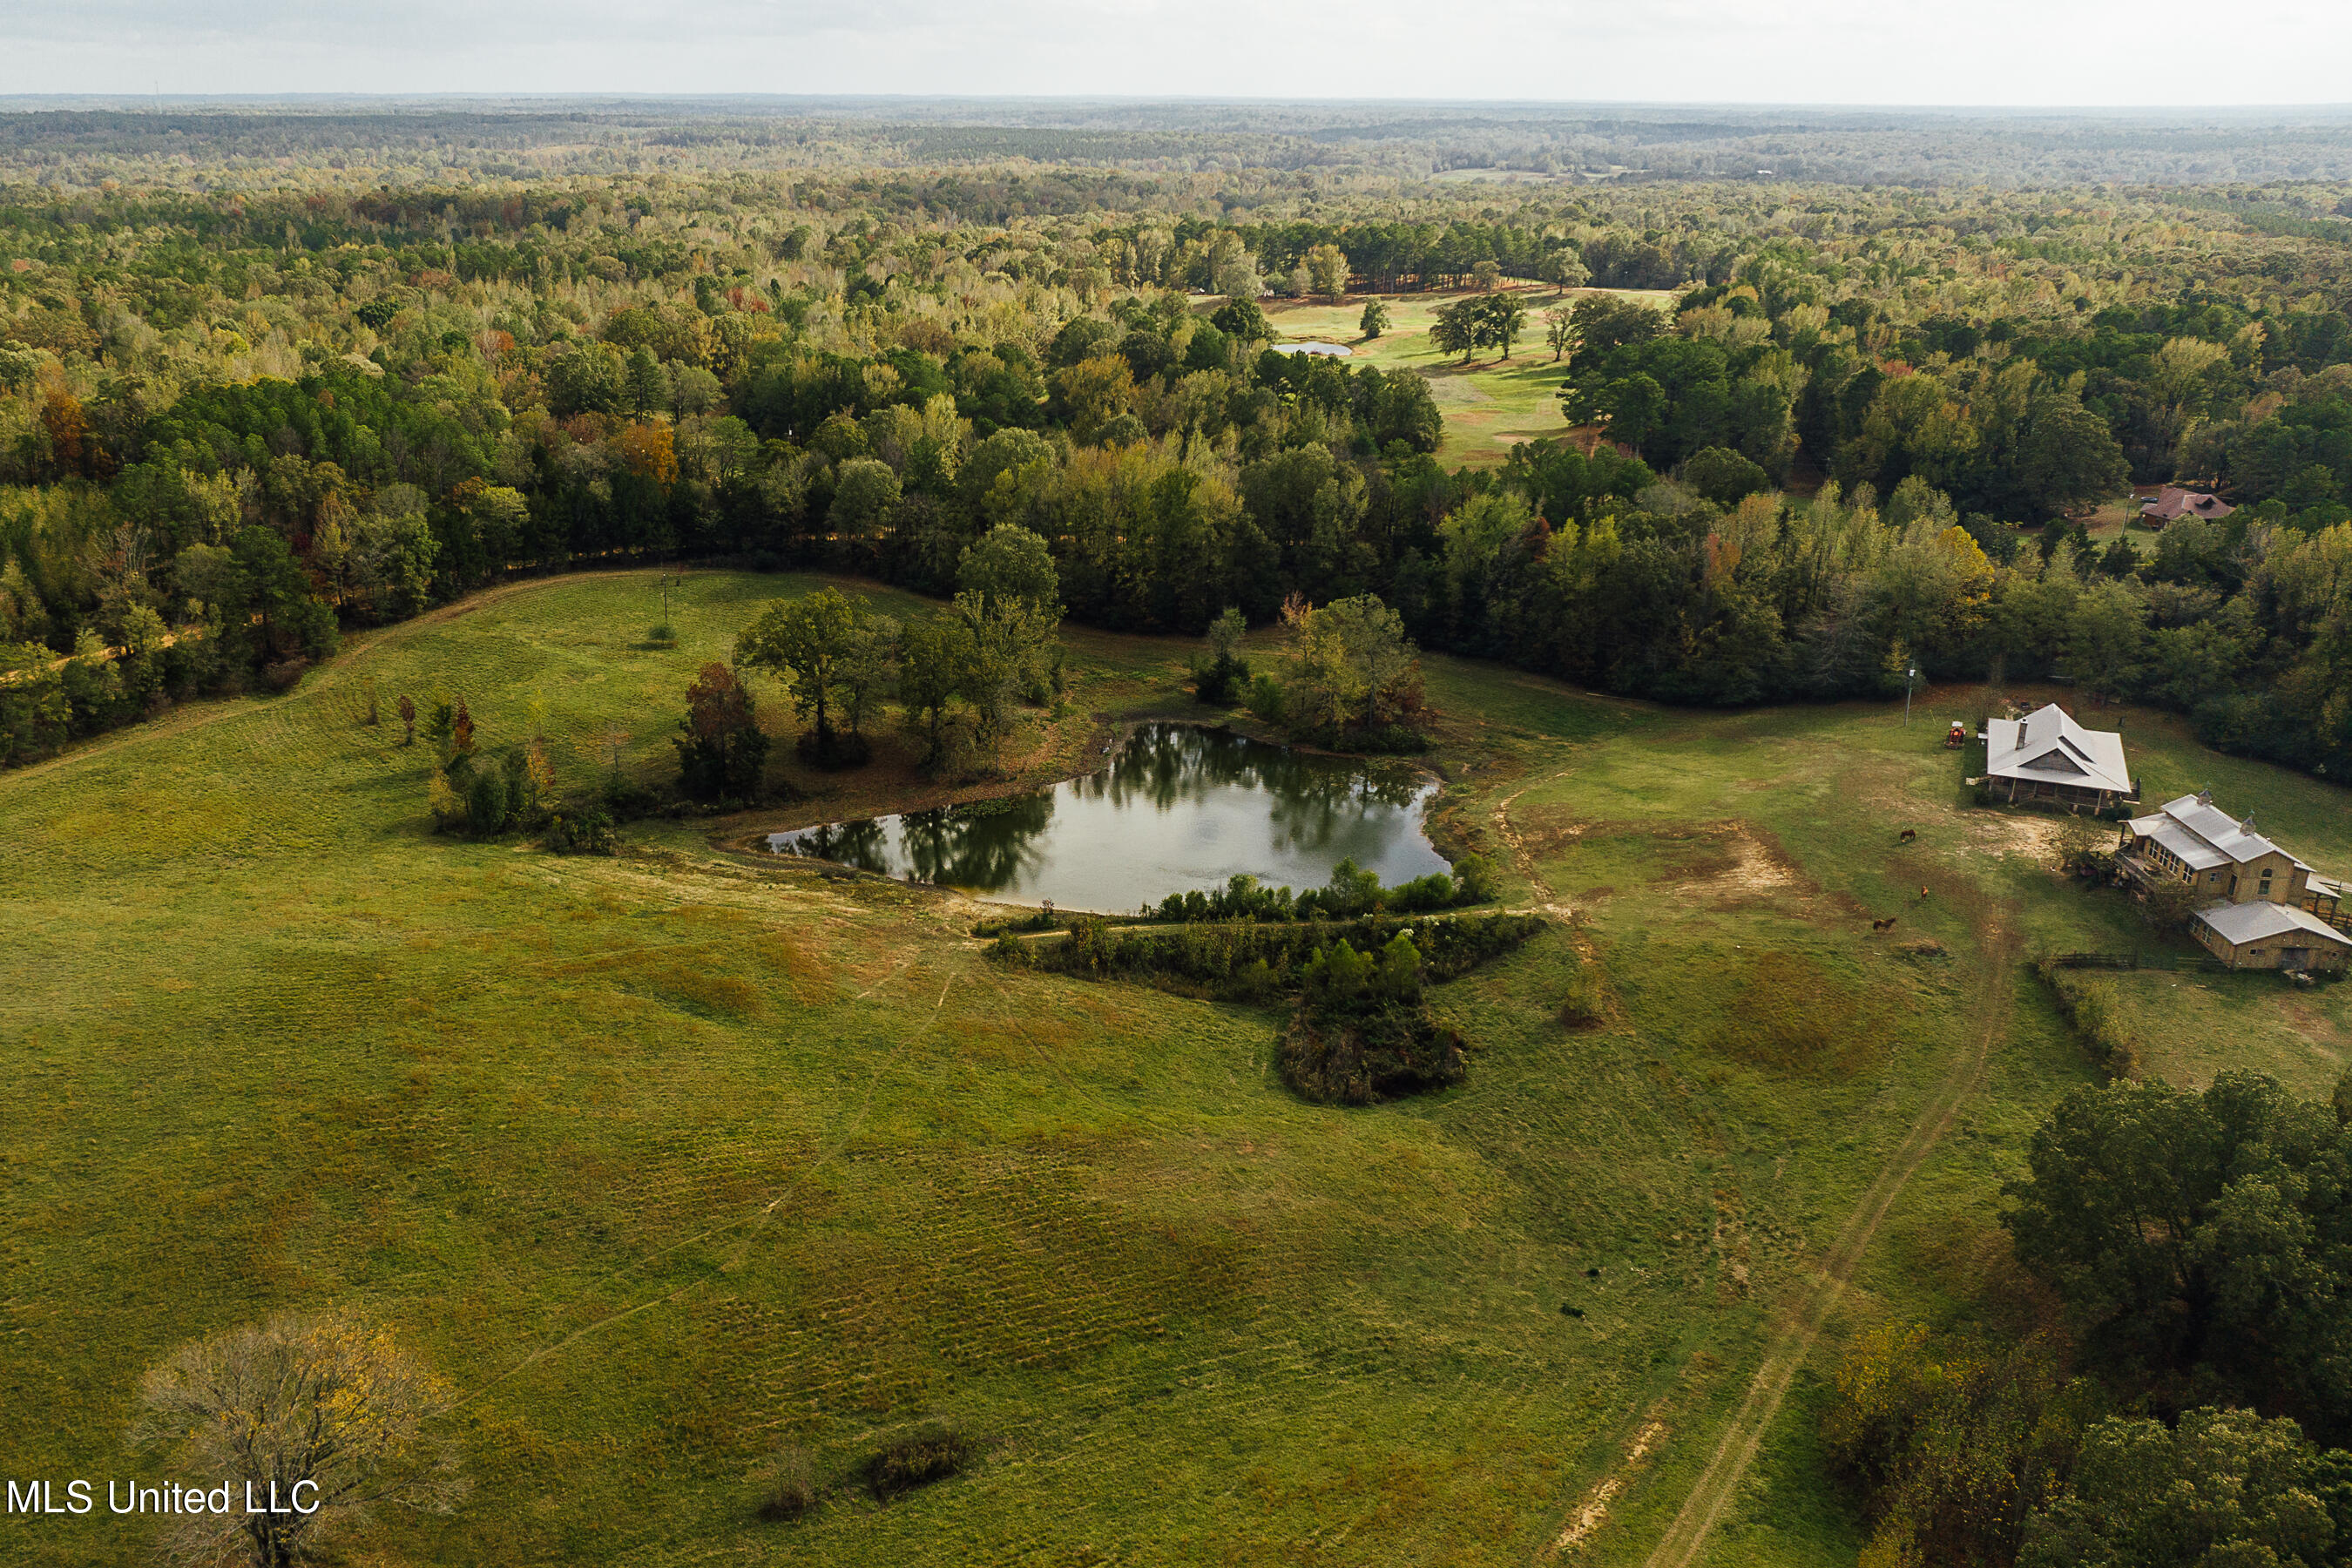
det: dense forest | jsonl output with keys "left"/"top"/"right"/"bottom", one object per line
{"left": 10, "top": 100, "right": 2352, "bottom": 186}
{"left": 4, "top": 105, "right": 2352, "bottom": 787}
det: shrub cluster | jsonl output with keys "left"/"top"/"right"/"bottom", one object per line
{"left": 865, "top": 1423, "right": 975, "bottom": 1502}
{"left": 751, "top": 1422, "right": 976, "bottom": 1526}
{"left": 1277, "top": 931, "right": 1469, "bottom": 1105}
{"left": 1144, "top": 855, "right": 1495, "bottom": 924}
{"left": 2035, "top": 960, "right": 2139, "bottom": 1078}
{"left": 1012, "top": 910, "right": 1544, "bottom": 1003}
{"left": 1280, "top": 999, "right": 1463, "bottom": 1105}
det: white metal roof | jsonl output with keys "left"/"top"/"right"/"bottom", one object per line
{"left": 1985, "top": 705, "right": 2133, "bottom": 794}
{"left": 2132, "top": 793, "right": 2312, "bottom": 873}
{"left": 2126, "top": 815, "right": 2228, "bottom": 871}
{"left": 2196, "top": 902, "right": 2352, "bottom": 949}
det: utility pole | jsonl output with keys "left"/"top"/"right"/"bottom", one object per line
{"left": 1903, "top": 664, "right": 1917, "bottom": 726}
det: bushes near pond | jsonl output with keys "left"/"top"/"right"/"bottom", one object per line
{"left": 1001, "top": 910, "right": 1544, "bottom": 1105}
{"left": 1019, "top": 909, "right": 1543, "bottom": 1000}
{"left": 1279, "top": 931, "right": 1468, "bottom": 1104}
{"left": 1145, "top": 855, "right": 1495, "bottom": 923}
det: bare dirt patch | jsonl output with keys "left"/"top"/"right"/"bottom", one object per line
{"left": 1665, "top": 822, "right": 1810, "bottom": 909}
{"left": 1550, "top": 1419, "right": 1668, "bottom": 1558}
{"left": 1966, "top": 811, "right": 2066, "bottom": 863}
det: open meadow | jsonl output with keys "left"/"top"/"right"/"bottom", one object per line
{"left": 1262, "top": 288, "right": 1658, "bottom": 470}
{"left": 6, "top": 569, "right": 2349, "bottom": 1565}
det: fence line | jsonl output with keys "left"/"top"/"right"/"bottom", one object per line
{"left": 2044, "top": 950, "right": 2238, "bottom": 974}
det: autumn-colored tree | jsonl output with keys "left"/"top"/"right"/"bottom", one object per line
{"left": 39, "top": 386, "right": 90, "bottom": 478}
{"left": 133, "top": 1311, "right": 468, "bottom": 1568}
{"left": 450, "top": 699, "right": 475, "bottom": 756}
{"left": 396, "top": 693, "right": 416, "bottom": 746}
{"left": 614, "top": 422, "right": 679, "bottom": 484}
{"left": 1050, "top": 354, "right": 1138, "bottom": 443}
{"left": 1304, "top": 242, "right": 1350, "bottom": 299}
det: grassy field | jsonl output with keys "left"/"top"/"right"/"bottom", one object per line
{"left": 5, "top": 571, "right": 2349, "bottom": 1566}
{"left": 1263, "top": 287, "right": 1643, "bottom": 470}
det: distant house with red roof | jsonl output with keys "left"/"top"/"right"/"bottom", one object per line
{"left": 2139, "top": 485, "right": 2234, "bottom": 526}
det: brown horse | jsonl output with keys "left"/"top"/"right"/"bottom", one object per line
{"left": 1871, "top": 916, "right": 1897, "bottom": 932}
{"left": 1896, "top": 828, "right": 1918, "bottom": 844}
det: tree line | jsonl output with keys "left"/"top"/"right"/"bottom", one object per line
{"left": 8, "top": 168, "right": 2352, "bottom": 781}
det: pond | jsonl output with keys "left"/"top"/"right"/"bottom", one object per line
{"left": 763, "top": 723, "right": 1448, "bottom": 912}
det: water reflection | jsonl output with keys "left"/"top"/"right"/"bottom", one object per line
{"left": 764, "top": 723, "right": 1446, "bottom": 911}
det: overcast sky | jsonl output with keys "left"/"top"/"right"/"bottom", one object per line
{"left": 1, "top": 0, "right": 2347, "bottom": 107}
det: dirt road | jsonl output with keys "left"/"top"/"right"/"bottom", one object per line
{"left": 1634, "top": 910, "right": 2020, "bottom": 1568}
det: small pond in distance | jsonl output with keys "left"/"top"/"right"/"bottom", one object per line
{"left": 765, "top": 723, "right": 1448, "bottom": 912}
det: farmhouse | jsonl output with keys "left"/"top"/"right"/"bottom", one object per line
{"left": 1981, "top": 703, "right": 2136, "bottom": 811}
{"left": 2139, "top": 485, "right": 2235, "bottom": 525}
{"left": 2191, "top": 901, "right": 2352, "bottom": 972}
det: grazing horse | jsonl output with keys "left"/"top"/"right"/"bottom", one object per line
{"left": 1871, "top": 916, "right": 1897, "bottom": 932}
{"left": 1896, "top": 828, "right": 1918, "bottom": 844}
{"left": 1918, "top": 885, "right": 1931, "bottom": 902}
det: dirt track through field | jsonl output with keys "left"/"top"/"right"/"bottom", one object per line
{"left": 1492, "top": 774, "right": 2020, "bottom": 1567}
{"left": 1632, "top": 909, "right": 2019, "bottom": 1568}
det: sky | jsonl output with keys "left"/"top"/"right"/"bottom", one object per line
{"left": 0, "top": 0, "right": 2348, "bottom": 107}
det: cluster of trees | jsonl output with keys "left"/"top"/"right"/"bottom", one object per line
{"left": 1243, "top": 592, "right": 1429, "bottom": 751}
{"left": 418, "top": 693, "right": 563, "bottom": 839}
{"left": 723, "top": 523, "right": 1063, "bottom": 782}
{"left": 1830, "top": 1071, "right": 2352, "bottom": 1567}
{"left": 1430, "top": 294, "right": 1530, "bottom": 362}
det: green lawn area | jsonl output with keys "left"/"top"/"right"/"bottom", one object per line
{"left": 4, "top": 572, "right": 2347, "bottom": 1566}
{"left": 1264, "top": 288, "right": 1631, "bottom": 470}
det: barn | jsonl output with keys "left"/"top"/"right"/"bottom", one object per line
{"left": 2192, "top": 902, "right": 2352, "bottom": 973}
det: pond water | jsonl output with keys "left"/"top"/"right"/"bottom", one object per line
{"left": 764, "top": 723, "right": 1448, "bottom": 912}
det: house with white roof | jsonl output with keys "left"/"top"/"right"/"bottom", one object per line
{"left": 1981, "top": 703, "right": 2136, "bottom": 813}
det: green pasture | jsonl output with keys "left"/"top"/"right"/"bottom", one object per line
{"left": 3, "top": 571, "right": 2348, "bottom": 1566}
{"left": 1264, "top": 288, "right": 1619, "bottom": 469}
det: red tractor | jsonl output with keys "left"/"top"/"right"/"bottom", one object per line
{"left": 1945, "top": 720, "right": 1966, "bottom": 749}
